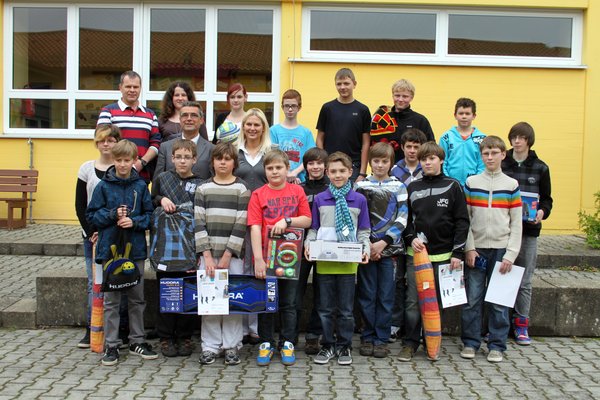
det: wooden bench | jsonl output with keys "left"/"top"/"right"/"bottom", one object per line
{"left": 0, "top": 169, "right": 39, "bottom": 230}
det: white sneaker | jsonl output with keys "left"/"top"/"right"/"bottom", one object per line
{"left": 487, "top": 350, "right": 503, "bottom": 363}
{"left": 460, "top": 346, "right": 476, "bottom": 359}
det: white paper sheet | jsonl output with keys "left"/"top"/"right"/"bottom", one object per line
{"left": 438, "top": 262, "right": 468, "bottom": 308}
{"left": 484, "top": 262, "right": 525, "bottom": 307}
{"left": 197, "top": 261, "right": 230, "bottom": 315}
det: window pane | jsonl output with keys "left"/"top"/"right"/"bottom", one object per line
{"left": 75, "top": 100, "right": 111, "bottom": 129}
{"left": 310, "top": 10, "right": 436, "bottom": 54}
{"left": 13, "top": 8, "right": 67, "bottom": 90}
{"left": 449, "top": 15, "right": 572, "bottom": 57}
{"left": 79, "top": 8, "right": 133, "bottom": 90}
{"left": 217, "top": 10, "right": 272, "bottom": 92}
{"left": 150, "top": 9, "right": 206, "bottom": 92}
{"left": 10, "top": 98, "right": 68, "bottom": 129}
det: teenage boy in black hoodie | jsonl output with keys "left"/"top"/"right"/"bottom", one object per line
{"left": 398, "top": 142, "right": 470, "bottom": 362}
{"left": 501, "top": 122, "right": 552, "bottom": 346}
{"left": 296, "top": 147, "right": 329, "bottom": 354}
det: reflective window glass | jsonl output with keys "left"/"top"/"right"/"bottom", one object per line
{"left": 79, "top": 9, "right": 133, "bottom": 90}
{"left": 10, "top": 98, "right": 68, "bottom": 129}
{"left": 13, "top": 8, "right": 67, "bottom": 90}
{"left": 150, "top": 9, "right": 206, "bottom": 92}
{"left": 448, "top": 14, "right": 572, "bottom": 57}
{"left": 310, "top": 10, "right": 436, "bottom": 54}
{"left": 217, "top": 10, "right": 273, "bottom": 92}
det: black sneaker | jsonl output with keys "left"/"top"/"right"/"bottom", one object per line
{"left": 129, "top": 342, "right": 158, "bottom": 360}
{"left": 337, "top": 346, "right": 353, "bottom": 365}
{"left": 77, "top": 328, "right": 91, "bottom": 349}
{"left": 102, "top": 346, "right": 119, "bottom": 366}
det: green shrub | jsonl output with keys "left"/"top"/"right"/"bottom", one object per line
{"left": 579, "top": 191, "right": 600, "bottom": 249}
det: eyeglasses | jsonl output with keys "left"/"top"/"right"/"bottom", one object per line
{"left": 173, "top": 155, "right": 194, "bottom": 161}
{"left": 180, "top": 112, "right": 201, "bottom": 119}
{"left": 481, "top": 150, "right": 503, "bottom": 157}
{"left": 282, "top": 104, "right": 299, "bottom": 110}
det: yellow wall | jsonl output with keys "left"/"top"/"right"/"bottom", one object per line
{"left": 1, "top": 0, "right": 598, "bottom": 233}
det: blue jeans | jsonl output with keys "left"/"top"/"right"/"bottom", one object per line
{"left": 461, "top": 248, "right": 510, "bottom": 352}
{"left": 318, "top": 273, "right": 355, "bottom": 348}
{"left": 83, "top": 239, "right": 93, "bottom": 325}
{"left": 295, "top": 259, "right": 322, "bottom": 341}
{"left": 513, "top": 236, "right": 538, "bottom": 319}
{"left": 258, "top": 278, "right": 298, "bottom": 348}
{"left": 357, "top": 257, "right": 395, "bottom": 345}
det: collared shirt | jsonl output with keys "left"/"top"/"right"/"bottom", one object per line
{"left": 391, "top": 159, "right": 423, "bottom": 185}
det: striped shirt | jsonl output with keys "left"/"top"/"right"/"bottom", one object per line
{"left": 97, "top": 99, "right": 161, "bottom": 181}
{"left": 194, "top": 177, "right": 251, "bottom": 259}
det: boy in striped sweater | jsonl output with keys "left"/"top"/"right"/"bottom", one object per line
{"left": 195, "top": 142, "right": 251, "bottom": 366}
{"left": 460, "top": 136, "right": 522, "bottom": 363}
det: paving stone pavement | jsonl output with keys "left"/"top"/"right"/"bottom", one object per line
{"left": 0, "top": 329, "right": 598, "bottom": 400}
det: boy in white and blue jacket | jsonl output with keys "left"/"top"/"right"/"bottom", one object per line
{"left": 439, "top": 98, "right": 486, "bottom": 187}
{"left": 354, "top": 142, "right": 408, "bottom": 358}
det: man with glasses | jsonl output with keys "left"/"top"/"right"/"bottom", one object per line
{"left": 97, "top": 71, "right": 161, "bottom": 183}
{"left": 270, "top": 89, "right": 316, "bottom": 184}
{"left": 154, "top": 101, "right": 214, "bottom": 182}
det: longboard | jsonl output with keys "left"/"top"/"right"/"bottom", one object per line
{"left": 90, "top": 245, "right": 104, "bottom": 353}
{"left": 414, "top": 248, "right": 442, "bottom": 360}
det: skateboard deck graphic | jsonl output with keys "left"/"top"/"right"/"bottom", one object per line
{"left": 414, "top": 248, "right": 442, "bottom": 360}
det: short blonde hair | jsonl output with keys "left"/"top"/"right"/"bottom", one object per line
{"left": 480, "top": 136, "right": 506, "bottom": 153}
{"left": 263, "top": 149, "right": 290, "bottom": 168}
{"left": 328, "top": 151, "right": 353, "bottom": 170}
{"left": 391, "top": 79, "right": 415, "bottom": 96}
{"left": 111, "top": 140, "right": 138, "bottom": 159}
{"left": 369, "top": 142, "right": 394, "bottom": 164}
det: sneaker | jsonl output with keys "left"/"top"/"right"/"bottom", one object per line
{"left": 129, "top": 343, "right": 158, "bottom": 360}
{"left": 389, "top": 326, "right": 400, "bottom": 343}
{"left": 257, "top": 342, "right": 274, "bottom": 366}
{"left": 313, "top": 346, "right": 336, "bottom": 365}
{"left": 102, "top": 346, "right": 119, "bottom": 366}
{"left": 373, "top": 344, "right": 389, "bottom": 358}
{"left": 304, "top": 338, "right": 320, "bottom": 355}
{"left": 160, "top": 339, "right": 178, "bottom": 357}
{"left": 460, "top": 346, "right": 476, "bottom": 359}
{"left": 280, "top": 341, "right": 296, "bottom": 366}
{"left": 487, "top": 350, "right": 503, "bottom": 363}
{"left": 199, "top": 350, "right": 217, "bottom": 365}
{"left": 397, "top": 346, "right": 415, "bottom": 362}
{"left": 77, "top": 328, "right": 91, "bottom": 349}
{"left": 337, "top": 346, "right": 353, "bottom": 365}
{"left": 178, "top": 338, "right": 194, "bottom": 357}
{"left": 514, "top": 317, "right": 531, "bottom": 346}
{"left": 359, "top": 342, "right": 374, "bottom": 356}
{"left": 224, "top": 348, "right": 241, "bottom": 365}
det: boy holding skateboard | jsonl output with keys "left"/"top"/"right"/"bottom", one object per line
{"left": 461, "top": 136, "right": 522, "bottom": 363}
{"left": 247, "top": 149, "right": 312, "bottom": 366}
{"left": 398, "top": 142, "right": 469, "bottom": 362}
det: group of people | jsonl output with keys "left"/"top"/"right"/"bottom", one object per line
{"left": 76, "top": 68, "right": 552, "bottom": 367}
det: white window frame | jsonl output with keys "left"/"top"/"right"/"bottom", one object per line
{"left": 301, "top": 6, "right": 583, "bottom": 69}
{"left": 2, "top": 2, "right": 281, "bottom": 139}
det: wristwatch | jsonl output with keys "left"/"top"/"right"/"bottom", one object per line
{"left": 140, "top": 159, "right": 148, "bottom": 170}
{"left": 285, "top": 217, "right": 292, "bottom": 227}
{"left": 359, "top": 173, "right": 367, "bottom": 177}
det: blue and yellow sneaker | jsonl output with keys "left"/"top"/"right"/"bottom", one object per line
{"left": 280, "top": 341, "right": 296, "bottom": 366}
{"left": 257, "top": 342, "right": 274, "bottom": 366}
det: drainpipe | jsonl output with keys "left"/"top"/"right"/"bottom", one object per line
{"left": 27, "top": 138, "right": 34, "bottom": 224}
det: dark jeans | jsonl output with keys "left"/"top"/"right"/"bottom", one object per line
{"left": 258, "top": 278, "right": 298, "bottom": 348}
{"left": 391, "top": 255, "right": 407, "bottom": 328}
{"left": 318, "top": 273, "right": 355, "bottom": 348}
{"left": 357, "top": 257, "right": 396, "bottom": 345}
{"left": 295, "top": 259, "right": 322, "bottom": 341}
{"left": 155, "top": 270, "right": 197, "bottom": 340}
{"left": 461, "top": 248, "right": 510, "bottom": 352}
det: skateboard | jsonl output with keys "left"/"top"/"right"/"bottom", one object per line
{"left": 414, "top": 248, "right": 442, "bottom": 360}
{"left": 90, "top": 245, "right": 104, "bottom": 353}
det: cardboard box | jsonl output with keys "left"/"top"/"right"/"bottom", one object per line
{"left": 159, "top": 274, "right": 278, "bottom": 315}
{"left": 266, "top": 226, "right": 304, "bottom": 280}
{"left": 308, "top": 240, "right": 363, "bottom": 263}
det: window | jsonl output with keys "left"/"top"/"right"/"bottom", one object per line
{"left": 303, "top": 7, "right": 582, "bottom": 68}
{"left": 3, "top": 3, "right": 280, "bottom": 138}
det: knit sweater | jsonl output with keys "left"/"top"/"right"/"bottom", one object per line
{"left": 464, "top": 170, "right": 523, "bottom": 262}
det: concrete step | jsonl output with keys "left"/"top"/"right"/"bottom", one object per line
{"left": 2, "top": 298, "right": 37, "bottom": 328}
{"left": 2, "top": 267, "right": 595, "bottom": 337}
